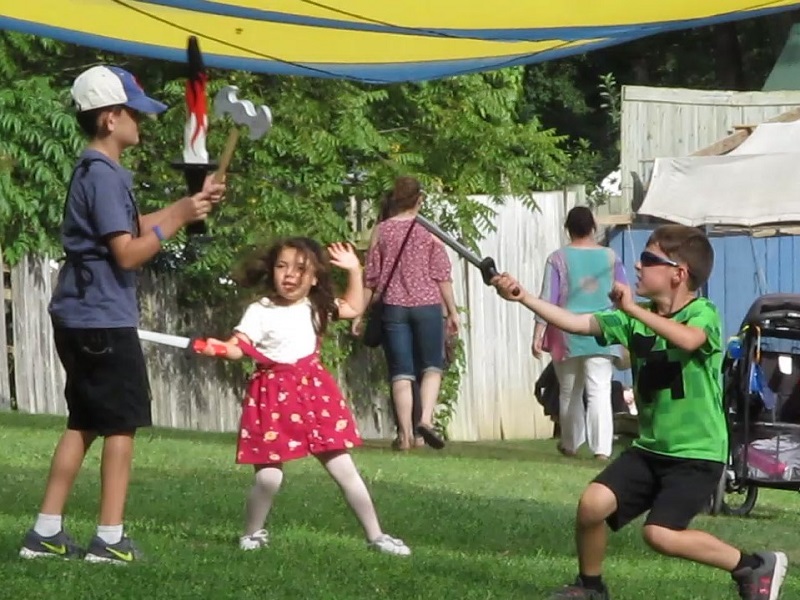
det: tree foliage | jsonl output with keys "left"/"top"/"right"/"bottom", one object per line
{"left": 0, "top": 33, "right": 578, "bottom": 278}
{"left": 0, "top": 32, "right": 581, "bottom": 433}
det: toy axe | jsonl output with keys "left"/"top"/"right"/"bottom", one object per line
{"left": 415, "top": 214, "right": 520, "bottom": 296}
{"left": 212, "top": 85, "right": 273, "bottom": 183}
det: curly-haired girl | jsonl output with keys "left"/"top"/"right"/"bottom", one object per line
{"left": 203, "top": 237, "right": 410, "bottom": 556}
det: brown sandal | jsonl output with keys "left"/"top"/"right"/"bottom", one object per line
{"left": 416, "top": 424, "right": 445, "bottom": 450}
{"left": 391, "top": 437, "right": 411, "bottom": 451}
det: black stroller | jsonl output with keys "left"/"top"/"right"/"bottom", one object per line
{"left": 709, "top": 294, "right": 800, "bottom": 516}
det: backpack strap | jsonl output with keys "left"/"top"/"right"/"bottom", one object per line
{"left": 60, "top": 157, "right": 142, "bottom": 299}
{"left": 373, "top": 219, "right": 416, "bottom": 303}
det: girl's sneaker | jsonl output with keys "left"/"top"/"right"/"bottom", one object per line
{"left": 368, "top": 534, "right": 411, "bottom": 556}
{"left": 240, "top": 529, "right": 269, "bottom": 551}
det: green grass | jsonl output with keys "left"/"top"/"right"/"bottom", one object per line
{"left": 1, "top": 412, "right": 799, "bottom": 599}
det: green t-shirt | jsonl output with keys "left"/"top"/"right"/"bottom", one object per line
{"left": 594, "top": 297, "right": 727, "bottom": 463}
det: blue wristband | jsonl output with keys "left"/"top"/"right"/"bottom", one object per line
{"left": 152, "top": 225, "right": 166, "bottom": 242}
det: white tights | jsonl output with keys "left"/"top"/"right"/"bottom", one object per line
{"left": 244, "top": 451, "right": 383, "bottom": 542}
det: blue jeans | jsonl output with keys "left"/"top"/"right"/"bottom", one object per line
{"left": 381, "top": 304, "right": 445, "bottom": 382}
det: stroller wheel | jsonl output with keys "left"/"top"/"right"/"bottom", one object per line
{"left": 721, "top": 484, "right": 758, "bottom": 516}
{"left": 712, "top": 469, "right": 759, "bottom": 517}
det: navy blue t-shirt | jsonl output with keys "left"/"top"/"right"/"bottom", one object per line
{"left": 49, "top": 150, "right": 140, "bottom": 328}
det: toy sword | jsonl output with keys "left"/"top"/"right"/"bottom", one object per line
{"left": 414, "top": 214, "right": 520, "bottom": 296}
{"left": 137, "top": 329, "right": 228, "bottom": 356}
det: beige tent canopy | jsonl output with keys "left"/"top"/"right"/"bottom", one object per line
{"left": 637, "top": 118, "right": 800, "bottom": 228}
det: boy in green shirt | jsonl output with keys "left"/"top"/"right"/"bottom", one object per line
{"left": 492, "top": 224, "right": 787, "bottom": 600}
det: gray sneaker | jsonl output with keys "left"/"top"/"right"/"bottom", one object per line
{"left": 19, "top": 529, "right": 84, "bottom": 560}
{"left": 84, "top": 535, "right": 142, "bottom": 565}
{"left": 732, "top": 551, "right": 788, "bottom": 600}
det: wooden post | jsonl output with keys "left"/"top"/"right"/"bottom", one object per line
{"left": 0, "top": 249, "right": 12, "bottom": 410}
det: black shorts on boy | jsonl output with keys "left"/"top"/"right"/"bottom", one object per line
{"left": 593, "top": 446, "right": 723, "bottom": 531}
{"left": 54, "top": 326, "right": 151, "bottom": 435}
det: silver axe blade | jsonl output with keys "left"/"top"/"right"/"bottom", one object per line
{"left": 211, "top": 85, "right": 273, "bottom": 183}
{"left": 414, "top": 214, "right": 520, "bottom": 296}
{"left": 213, "top": 85, "right": 272, "bottom": 140}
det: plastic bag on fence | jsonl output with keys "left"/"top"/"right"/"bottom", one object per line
{"left": 747, "top": 435, "right": 800, "bottom": 480}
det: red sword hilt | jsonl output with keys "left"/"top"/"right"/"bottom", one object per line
{"left": 190, "top": 338, "right": 228, "bottom": 357}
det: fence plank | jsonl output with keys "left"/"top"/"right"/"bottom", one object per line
{"left": 0, "top": 251, "right": 10, "bottom": 410}
{"left": 12, "top": 256, "right": 66, "bottom": 416}
{"left": 446, "top": 192, "right": 573, "bottom": 441}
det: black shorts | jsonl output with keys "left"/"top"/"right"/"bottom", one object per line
{"left": 54, "top": 327, "right": 152, "bottom": 436}
{"left": 593, "top": 446, "right": 724, "bottom": 531}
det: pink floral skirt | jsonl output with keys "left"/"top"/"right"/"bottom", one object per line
{"left": 235, "top": 343, "right": 362, "bottom": 465}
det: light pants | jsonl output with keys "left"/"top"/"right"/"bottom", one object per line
{"left": 552, "top": 355, "right": 614, "bottom": 457}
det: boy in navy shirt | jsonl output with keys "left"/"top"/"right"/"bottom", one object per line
{"left": 20, "top": 65, "right": 225, "bottom": 563}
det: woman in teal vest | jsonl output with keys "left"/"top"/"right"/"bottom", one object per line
{"left": 533, "top": 206, "right": 628, "bottom": 460}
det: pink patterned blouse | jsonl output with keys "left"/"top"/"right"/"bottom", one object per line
{"left": 365, "top": 217, "right": 452, "bottom": 307}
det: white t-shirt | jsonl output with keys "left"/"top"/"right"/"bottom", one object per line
{"left": 234, "top": 297, "right": 317, "bottom": 363}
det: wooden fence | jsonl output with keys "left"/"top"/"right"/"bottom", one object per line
{"left": 1, "top": 189, "right": 580, "bottom": 441}
{"left": 0, "top": 258, "right": 11, "bottom": 410}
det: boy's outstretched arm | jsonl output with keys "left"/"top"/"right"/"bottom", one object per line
{"left": 492, "top": 273, "right": 601, "bottom": 336}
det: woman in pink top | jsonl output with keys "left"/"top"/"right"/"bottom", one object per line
{"left": 358, "top": 177, "right": 459, "bottom": 451}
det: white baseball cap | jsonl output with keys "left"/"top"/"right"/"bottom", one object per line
{"left": 71, "top": 65, "right": 168, "bottom": 115}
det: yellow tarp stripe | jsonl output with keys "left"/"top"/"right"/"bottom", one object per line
{"left": 3, "top": 2, "right": 604, "bottom": 63}
{"left": 178, "top": 0, "right": 800, "bottom": 31}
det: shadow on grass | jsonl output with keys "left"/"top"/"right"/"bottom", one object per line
{"left": 0, "top": 460, "right": 670, "bottom": 565}
{"left": 1, "top": 411, "right": 634, "bottom": 465}
{"left": 2, "top": 437, "right": 797, "bottom": 600}
{"left": 4, "top": 415, "right": 800, "bottom": 600}
{"left": 0, "top": 411, "right": 238, "bottom": 447}
{"left": 361, "top": 435, "right": 635, "bottom": 467}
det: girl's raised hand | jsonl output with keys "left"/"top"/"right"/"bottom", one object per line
{"left": 328, "top": 242, "right": 361, "bottom": 272}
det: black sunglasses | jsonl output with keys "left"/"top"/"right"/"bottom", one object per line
{"left": 639, "top": 251, "right": 680, "bottom": 268}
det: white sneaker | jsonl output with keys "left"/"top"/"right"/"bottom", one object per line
{"left": 239, "top": 529, "right": 269, "bottom": 551}
{"left": 368, "top": 534, "right": 411, "bottom": 556}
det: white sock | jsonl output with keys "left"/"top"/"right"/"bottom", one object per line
{"left": 96, "top": 524, "right": 124, "bottom": 545}
{"left": 33, "top": 513, "right": 62, "bottom": 538}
